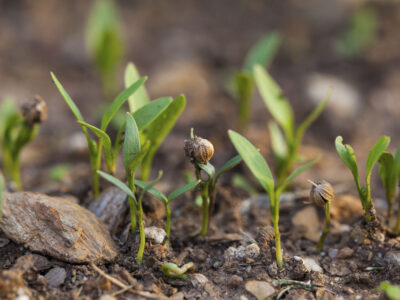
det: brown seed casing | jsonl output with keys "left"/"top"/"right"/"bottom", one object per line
{"left": 184, "top": 136, "right": 214, "bottom": 164}
{"left": 21, "top": 96, "right": 48, "bottom": 127}
{"left": 308, "top": 180, "right": 334, "bottom": 207}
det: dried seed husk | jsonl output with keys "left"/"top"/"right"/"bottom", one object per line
{"left": 21, "top": 96, "right": 47, "bottom": 126}
{"left": 308, "top": 180, "right": 334, "bottom": 206}
{"left": 184, "top": 136, "right": 214, "bottom": 164}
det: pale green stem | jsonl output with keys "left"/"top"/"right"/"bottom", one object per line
{"left": 317, "top": 201, "right": 331, "bottom": 252}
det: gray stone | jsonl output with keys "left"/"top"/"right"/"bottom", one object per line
{"left": 0, "top": 192, "right": 118, "bottom": 263}
{"left": 44, "top": 267, "right": 66, "bottom": 287}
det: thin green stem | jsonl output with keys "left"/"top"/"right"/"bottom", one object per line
{"left": 11, "top": 158, "right": 21, "bottom": 191}
{"left": 200, "top": 182, "right": 209, "bottom": 236}
{"left": 317, "top": 201, "right": 331, "bottom": 252}
{"left": 271, "top": 191, "right": 283, "bottom": 268}
{"left": 165, "top": 203, "right": 171, "bottom": 238}
{"left": 136, "top": 193, "right": 145, "bottom": 265}
{"left": 127, "top": 172, "right": 137, "bottom": 232}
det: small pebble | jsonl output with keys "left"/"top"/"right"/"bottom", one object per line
{"left": 337, "top": 247, "right": 354, "bottom": 259}
{"left": 328, "top": 248, "right": 338, "bottom": 258}
{"left": 228, "top": 275, "right": 243, "bottom": 287}
{"left": 144, "top": 227, "right": 167, "bottom": 244}
{"left": 44, "top": 267, "right": 67, "bottom": 287}
{"left": 245, "top": 280, "right": 275, "bottom": 300}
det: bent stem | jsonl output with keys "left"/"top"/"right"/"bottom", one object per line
{"left": 317, "top": 201, "right": 331, "bottom": 252}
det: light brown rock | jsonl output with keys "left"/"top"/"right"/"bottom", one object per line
{"left": 292, "top": 206, "right": 321, "bottom": 242}
{"left": 331, "top": 195, "right": 363, "bottom": 223}
{"left": 245, "top": 280, "right": 275, "bottom": 299}
{"left": 337, "top": 247, "right": 354, "bottom": 259}
{"left": 0, "top": 192, "right": 118, "bottom": 263}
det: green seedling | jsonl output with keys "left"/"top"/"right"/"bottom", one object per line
{"left": 124, "top": 62, "right": 186, "bottom": 181}
{"left": 335, "top": 136, "right": 390, "bottom": 222}
{"left": 0, "top": 172, "right": 4, "bottom": 220}
{"left": 335, "top": 7, "right": 377, "bottom": 58}
{"left": 185, "top": 129, "right": 242, "bottom": 236}
{"left": 234, "top": 32, "right": 281, "bottom": 131}
{"left": 380, "top": 281, "right": 400, "bottom": 300}
{"left": 253, "top": 64, "right": 328, "bottom": 185}
{"left": 229, "top": 130, "right": 318, "bottom": 268}
{"left": 161, "top": 262, "right": 195, "bottom": 280}
{"left": 86, "top": 0, "right": 123, "bottom": 95}
{"left": 51, "top": 72, "right": 146, "bottom": 197}
{"left": 98, "top": 113, "right": 158, "bottom": 265}
{"left": 378, "top": 147, "right": 400, "bottom": 222}
{"left": 135, "top": 178, "right": 201, "bottom": 238}
{"left": 308, "top": 180, "right": 334, "bottom": 252}
{"left": 49, "top": 164, "right": 70, "bottom": 182}
{"left": 0, "top": 97, "right": 47, "bottom": 190}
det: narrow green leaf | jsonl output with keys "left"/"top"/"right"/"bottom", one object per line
{"left": 395, "top": 147, "right": 400, "bottom": 179}
{"left": 128, "top": 142, "right": 150, "bottom": 172}
{"left": 278, "top": 157, "right": 319, "bottom": 193}
{"left": 112, "top": 119, "right": 126, "bottom": 159}
{"left": 168, "top": 180, "right": 201, "bottom": 201}
{"left": 366, "top": 136, "right": 390, "bottom": 178}
{"left": 215, "top": 155, "right": 242, "bottom": 180}
{"left": 380, "top": 281, "right": 400, "bottom": 300}
{"left": 244, "top": 32, "right": 281, "bottom": 71}
{"left": 296, "top": 96, "right": 329, "bottom": 143}
{"left": 228, "top": 130, "right": 274, "bottom": 193}
{"left": 140, "top": 95, "right": 186, "bottom": 180}
{"left": 125, "top": 62, "right": 150, "bottom": 112}
{"left": 132, "top": 97, "right": 172, "bottom": 131}
{"left": 135, "top": 178, "right": 168, "bottom": 205}
{"left": 253, "top": 65, "right": 294, "bottom": 141}
{"left": 195, "top": 162, "right": 216, "bottom": 178}
{"left": 268, "top": 121, "right": 288, "bottom": 160}
{"left": 232, "top": 173, "right": 258, "bottom": 195}
{"left": 138, "top": 171, "right": 164, "bottom": 197}
{"left": 97, "top": 170, "right": 135, "bottom": 199}
{"left": 123, "top": 113, "right": 141, "bottom": 171}
{"left": 335, "top": 136, "right": 360, "bottom": 185}
{"left": 77, "top": 121, "right": 113, "bottom": 167}
{"left": 51, "top": 73, "right": 85, "bottom": 122}
{"left": 101, "top": 77, "right": 147, "bottom": 131}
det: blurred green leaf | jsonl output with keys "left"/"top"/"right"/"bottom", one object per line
{"left": 168, "top": 179, "right": 201, "bottom": 201}
{"left": 253, "top": 65, "right": 294, "bottom": 142}
{"left": 366, "top": 136, "right": 390, "bottom": 178}
{"left": 101, "top": 77, "right": 147, "bottom": 131}
{"left": 335, "top": 136, "right": 360, "bottom": 189}
{"left": 140, "top": 95, "right": 186, "bottom": 180}
{"left": 229, "top": 130, "right": 274, "bottom": 194}
{"left": 232, "top": 173, "right": 258, "bottom": 195}
{"left": 215, "top": 155, "right": 242, "bottom": 181}
{"left": 125, "top": 62, "right": 150, "bottom": 112}
{"left": 268, "top": 121, "right": 287, "bottom": 161}
{"left": 335, "top": 7, "right": 377, "bottom": 58}
{"left": 296, "top": 96, "right": 329, "bottom": 144}
{"left": 277, "top": 157, "right": 319, "bottom": 193}
{"left": 0, "top": 172, "right": 4, "bottom": 220}
{"left": 98, "top": 170, "right": 135, "bottom": 199}
{"left": 49, "top": 164, "right": 70, "bottom": 182}
{"left": 132, "top": 97, "right": 172, "bottom": 131}
{"left": 378, "top": 152, "right": 397, "bottom": 203}
{"left": 86, "top": 0, "right": 123, "bottom": 92}
{"left": 244, "top": 32, "right": 281, "bottom": 71}
{"left": 78, "top": 121, "right": 113, "bottom": 169}
{"left": 123, "top": 113, "right": 141, "bottom": 171}
{"left": 380, "top": 281, "right": 400, "bottom": 300}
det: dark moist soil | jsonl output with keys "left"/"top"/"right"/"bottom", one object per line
{"left": 1, "top": 181, "right": 399, "bottom": 300}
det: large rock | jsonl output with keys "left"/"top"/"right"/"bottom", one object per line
{"left": 0, "top": 192, "right": 118, "bottom": 263}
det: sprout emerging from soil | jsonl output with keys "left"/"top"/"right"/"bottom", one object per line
{"left": 0, "top": 97, "right": 47, "bottom": 190}
{"left": 51, "top": 72, "right": 146, "bottom": 197}
{"left": 135, "top": 178, "right": 201, "bottom": 240}
{"left": 378, "top": 147, "right": 400, "bottom": 226}
{"left": 308, "top": 180, "right": 334, "bottom": 252}
{"left": 185, "top": 129, "right": 242, "bottom": 236}
{"left": 229, "top": 130, "right": 318, "bottom": 268}
{"left": 335, "top": 136, "right": 390, "bottom": 222}
{"left": 161, "top": 262, "right": 195, "bottom": 280}
{"left": 253, "top": 65, "right": 328, "bottom": 186}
